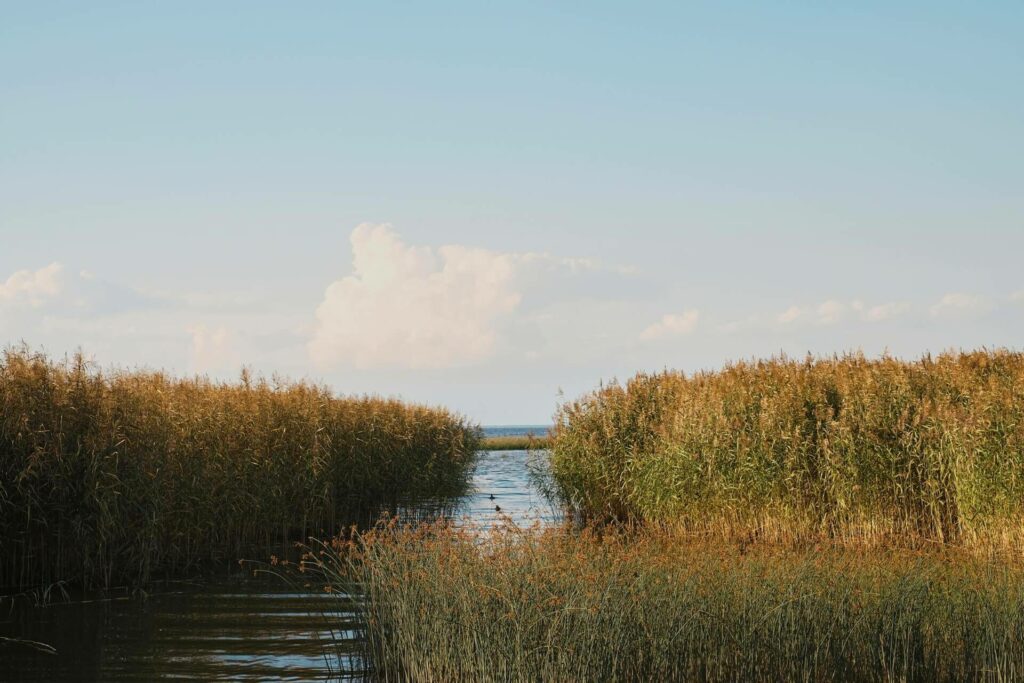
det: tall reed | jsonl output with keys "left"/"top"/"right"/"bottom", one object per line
{"left": 549, "top": 349, "right": 1024, "bottom": 548}
{"left": 0, "top": 346, "right": 480, "bottom": 590}
{"left": 323, "top": 521, "right": 1024, "bottom": 682}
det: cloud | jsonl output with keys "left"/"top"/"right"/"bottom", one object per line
{"left": 776, "top": 300, "right": 845, "bottom": 326}
{"left": 4, "top": 229, "right": 629, "bottom": 375}
{"left": 815, "top": 300, "right": 845, "bottom": 325}
{"left": 777, "top": 299, "right": 913, "bottom": 327}
{"left": 309, "top": 224, "right": 523, "bottom": 369}
{"left": 308, "top": 224, "right": 637, "bottom": 369}
{"left": 640, "top": 310, "right": 700, "bottom": 341}
{"left": 777, "top": 306, "right": 804, "bottom": 324}
{"left": 188, "top": 324, "right": 239, "bottom": 375}
{"left": 929, "top": 293, "right": 994, "bottom": 318}
{"left": 0, "top": 262, "right": 161, "bottom": 319}
{"left": 0, "top": 263, "right": 64, "bottom": 307}
{"left": 718, "top": 314, "right": 762, "bottom": 334}
{"left": 1011, "top": 291, "right": 1024, "bottom": 304}
{"left": 851, "top": 300, "right": 910, "bottom": 322}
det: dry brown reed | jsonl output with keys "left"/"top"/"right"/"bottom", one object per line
{"left": 0, "top": 346, "right": 479, "bottom": 590}
{"left": 320, "top": 520, "right": 1024, "bottom": 682}
{"left": 549, "top": 349, "right": 1024, "bottom": 551}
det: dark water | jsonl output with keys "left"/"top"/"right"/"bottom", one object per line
{"left": 1, "top": 444, "right": 552, "bottom": 681}
{"left": 1, "top": 583, "right": 360, "bottom": 681}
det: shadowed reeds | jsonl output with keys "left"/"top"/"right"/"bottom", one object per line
{"left": 0, "top": 346, "right": 479, "bottom": 590}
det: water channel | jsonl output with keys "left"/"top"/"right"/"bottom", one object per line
{"left": 1, "top": 428, "right": 555, "bottom": 681}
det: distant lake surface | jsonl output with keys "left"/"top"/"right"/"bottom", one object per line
{"left": 1, "top": 431, "right": 553, "bottom": 681}
{"left": 481, "top": 424, "right": 551, "bottom": 438}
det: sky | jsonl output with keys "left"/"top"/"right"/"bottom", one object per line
{"left": 1, "top": 2, "right": 1022, "bottom": 424}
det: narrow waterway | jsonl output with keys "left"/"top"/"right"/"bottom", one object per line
{"left": 1, "top": 433, "right": 554, "bottom": 681}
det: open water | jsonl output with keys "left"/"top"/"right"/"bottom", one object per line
{"left": 1, "top": 428, "right": 554, "bottom": 681}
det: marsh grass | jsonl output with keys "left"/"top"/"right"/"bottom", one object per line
{"left": 550, "top": 349, "right": 1024, "bottom": 549}
{"left": 481, "top": 434, "right": 551, "bottom": 451}
{"left": 305, "top": 349, "right": 1024, "bottom": 681}
{"left": 316, "top": 521, "right": 1024, "bottom": 682}
{"left": 0, "top": 346, "right": 479, "bottom": 590}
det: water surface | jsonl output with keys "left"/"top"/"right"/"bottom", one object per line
{"left": 1, "top": 444, "right": 551, "bottom": 681}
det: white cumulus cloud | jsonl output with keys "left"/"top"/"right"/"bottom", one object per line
{"left": 309, "top": 224, "right": 523, "bottom": 369}
{"left": 640, "top": 310, "right": 700, "bottom": 341}
{"left": 0, "top": 262, "right": 64, "bottom": 307}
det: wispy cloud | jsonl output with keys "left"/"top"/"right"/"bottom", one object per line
{"left": 640, "top": 310, "right": 700, "bottom": 341}
{"left": 775, "top": 300, "right": 846, "bottom": 326}
{"left": 777, "top": 305, "right": 803, "bottom": 324}
{"left": 929, "top": 292, "right": 994, "bottom": 318}
{"left": 851, "top": 300, "right": 911, "bottom": 322}
{"left": 0, "top": 262, "right": 162, "bottom": 317}
{"left": 718, "top": 314, "right": 762, "bottom": 334}
{"left": 774, "top": 298, "right": 912, "bottom": 328}
{"left": 815, "top": 300, "right": 845, "bottom": 325}
{"left": 188, "top": 324, "right": 238, "bottom": 375}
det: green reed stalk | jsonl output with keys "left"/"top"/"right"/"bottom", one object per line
{"left": 321, "top": 522, "right": 1024, "bottom": 682}
{"left": 549, "top": 349, "right": 1024, "bottom": 548}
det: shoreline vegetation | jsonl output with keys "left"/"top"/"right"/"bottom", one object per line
{"left": 550, "top": 349, "right": 1024, "bottom": 551}
{"left": 319, "top": 348, "right": 1024, "bottom": 681}
{"left": 0, "top": 346, "right": 479, "bottom": 591}
{"left": 7, "top": 344, "right": 1024, "bottom": 679}
{"left": 481, "top": 433, "right": 552, "bottom": 451}
{"left": 325, "top": 521, "right": 1024, "bottom": 682}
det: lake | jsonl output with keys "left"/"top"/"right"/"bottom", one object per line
{"left": 0, "top": 433, "right": 554, "bottom": 681}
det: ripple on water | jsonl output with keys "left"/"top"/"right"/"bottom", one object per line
{"left": 457, "top": 449, "right": 559, "bottom": 529}
{"left": 0, "top": 448, "right": 554, "bottom": 680}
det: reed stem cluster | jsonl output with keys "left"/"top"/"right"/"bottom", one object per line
{"left": 550, "top": 350, "right": 1024, "bottom": 547}
{"left": 327, "top": 521, "right": 1024, "bottom": 682}
{"left": 0, "top": 347, "right": 479, "bottom": 589}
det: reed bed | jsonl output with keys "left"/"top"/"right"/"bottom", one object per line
{"left": 0, "top": 347, "right": 480, "bottom": 590}
{"left": 319, "top": 521, "right": 1024, "bottom": 682}
{"left": 549, "top": 349, "right": 1024, "bottom": 548}
{"left": 481, "top": 434, "right": 551, "bottom": 451}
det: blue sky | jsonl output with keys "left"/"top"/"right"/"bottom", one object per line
{"left": 2, "top": 2, "right": 1022, "bottom": 423}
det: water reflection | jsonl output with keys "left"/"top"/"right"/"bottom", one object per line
{"left": 1, "top": 448, "right": 551, "bottom": 681}
{"left": 1, "top": 582, "right": 361, "bottom": 681}
{"left": 457, "top": 449, "right": 558, "bottom": 529}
